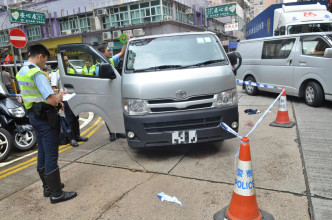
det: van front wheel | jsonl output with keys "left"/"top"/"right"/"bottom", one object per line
{"left": 305, "top": 81, "right": 324, "bottom": 107}
{"left": 244, "top": 76, "right": 259, "bottom": 96}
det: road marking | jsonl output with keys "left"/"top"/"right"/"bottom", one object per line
{"left": 80, "top": 112, "right": 94, "bottom": 129}
{"left": 0, "top": 115, "right": 99, "bottom": 168}
{"left": 0, "top": 117, "right": 103, "bottom": 180}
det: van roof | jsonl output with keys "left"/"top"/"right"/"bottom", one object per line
{"left": 128, "top": 31, "right": 217, "bottom": 42}
{"left": 240, "top": 32, "right": 332, "bottom": 43}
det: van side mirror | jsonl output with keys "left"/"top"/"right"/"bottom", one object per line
{"left": 324, "top": 48, "right": 332, "bottom": 58}
{"left": 98, "top": 63, "right": 116, "bottom": 79}
{"left": 227, "top": 51, "right": 242, "bottom": 76}
{"left": 279, "top": 26, "right": 285, "bottom": 35}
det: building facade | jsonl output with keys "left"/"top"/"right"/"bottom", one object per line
{"left": 0, "top": 0, "right": 251, "bottom": 59}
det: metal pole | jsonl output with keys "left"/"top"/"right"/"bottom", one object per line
{"left": 10, "top": 45, "right": 18, "bottom": 94}
{"left": 205, "top": 0, "right": 208, "bottom": 31}
{"left": 11, "top": 45, "right": 18, "bottom": 78}
{"left": 18, "top": 48, "right": 23, "bottom": 67}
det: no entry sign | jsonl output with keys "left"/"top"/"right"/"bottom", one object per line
{"left": 9, "top": 28, "right": 27, "bottom": 48}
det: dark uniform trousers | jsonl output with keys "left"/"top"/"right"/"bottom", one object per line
{"left": 63, "top": 101, "right": 80, "bottom": 138}
{"left": 29, "top": 111, "right": 60, "bottom": 174}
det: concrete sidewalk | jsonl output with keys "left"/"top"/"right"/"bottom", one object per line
{"left": 0, "top": 88, "right": 310, "bottom": 219}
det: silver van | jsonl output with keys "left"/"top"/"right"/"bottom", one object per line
{"left": 58, "top": 32, "right": 239, "bottom": 147}
{"left": 236, "top": 32, "right": 332, "bottom": 107}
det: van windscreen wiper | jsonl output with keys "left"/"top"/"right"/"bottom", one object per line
{"left": 133, "top": 65, "right": 182, "bottom": 72}
{"left": 179, "top": 59, "right": 225, "bottom": 69}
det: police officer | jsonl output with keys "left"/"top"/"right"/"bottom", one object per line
{"left": 97, "top": 35, "right": 129, "bottom": 141}
{"left": 81, "top": 59, "right": 95, "bottom": 75}
{"left": 16, "top": 44, "right": 77, "bottom": 204}
{"left": 62, "top": 56, "right": 89, "bottom": 143}
{"left": 97, "top": 34, "right": 129, "bottom": 67}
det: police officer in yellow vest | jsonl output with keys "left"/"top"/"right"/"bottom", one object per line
{"left": 97, "top": 34, "right": 129, "bottom": 68}
{"left": 97, "top": 34, "right": 130, "bottom": 141}
{"left": 81, "top": 59, "right": 95, "bottom": 76}
{"left": 16, "top": 44, "right": 77, "bottom": 204}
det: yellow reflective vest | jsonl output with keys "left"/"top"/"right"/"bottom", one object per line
{"left": 16, "top": 67, "right": 47, "bottom": 110}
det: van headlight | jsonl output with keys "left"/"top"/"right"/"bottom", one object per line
{"left": 8, "top": 107, "right": 25, "bottom": 118}
{"left": 123, "top": 99, "right": 148, "bottom": 115}
{"left": 215, "top": 88, "right": 238, "bottom": 107}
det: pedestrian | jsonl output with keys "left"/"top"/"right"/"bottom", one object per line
{"left": 1, "top": 67, "right": 15, "bottom": 94}
{"left": 62, "top": 56, "right": 88, "bottom": 143}
{"left": 81, "top": 58, "right": 95, "bottom": 75}
{"left": 50, "top": 63, "right": 79, "bottom": 147}
{"left": 16, "top": 44, "right": 77, "bottom": 204}
{"left": 97, "top": 35, "right": 130, "bottom": 141}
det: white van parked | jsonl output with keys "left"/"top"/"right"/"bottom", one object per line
{"left": 58, "top": 32, "right": 241, "bottom": 148}
{"left": 236, "top": 32, "right": 332, "bottom": 107}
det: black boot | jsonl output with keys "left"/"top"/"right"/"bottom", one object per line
{"left": 109, "top": 133, "right": 116, "bottom": 142}
{"left": 37, "top": 168, "right": 64, "bottom": 197}
{"left": 67, "top": 132, "right": 78, "bottom": 147}
{"left": 75, "top": 136, "right": 88, "bottom": 142}
{"left": 45, "top": 168, "right": 77, "bottom": 204}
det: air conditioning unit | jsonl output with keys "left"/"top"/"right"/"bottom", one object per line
{"left": 123, "top": 30, "right": 133, "bottom": 37}
{"left": 61, "top": 30, "right": 71, "bottom": 36}
{"left": 96, "top": 9, "right": 108, "bottom": 16}
{"left": 112, "top": 30, "right": 122, "bottom": 39}
{"left": 133, "top": 28, "right": 145, "bottom": 37}
{"left": 102, "top": 32, "right": 112, "bottom": 41}
{"left": 188, "top": 21, "right": 194, "bottom": 25}
{"left": 164, "top": 16, "right": 173, "bottom": 20}
{"left": 185, "top": 8, "right": 193, "bottom": 14}
{"left": 90, "top": 17, "right": 100, "bottom": 31}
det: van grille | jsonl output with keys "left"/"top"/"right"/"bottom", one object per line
{"left": 144, "top": 116, "right": 221, "bottom": 132}
{"left": 147, "top": 94, "right": 216, "bottom": 113}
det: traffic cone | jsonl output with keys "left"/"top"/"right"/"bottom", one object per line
{"left": 214, "top": 137, "right": 273, "bottom": 220}
{"left": 269, "top": 87, "right": 295, "bottom": 128}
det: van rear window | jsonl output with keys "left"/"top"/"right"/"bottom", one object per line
{"left": 262, "top": 39, "right": 295, "bottom": 59}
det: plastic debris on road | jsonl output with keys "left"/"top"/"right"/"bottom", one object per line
{"left": 157, "top": 192, "right": 183, "bottom": 207}
{"left": 244, "top": 109, "right": 261, "bottom": 115}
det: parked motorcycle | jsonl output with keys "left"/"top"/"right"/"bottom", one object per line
{"left": 0, "top": 83, "right": 36, "bottom": 162}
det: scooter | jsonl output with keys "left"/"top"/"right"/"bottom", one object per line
{"left": 0, "top": 85, "right": 36, "bottom": 162}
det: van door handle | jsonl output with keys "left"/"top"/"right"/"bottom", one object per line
{"left": 288, "top": 59, "right": 292, "bottom": 65}
{"left": 299, "top": 60, "right": 306, "bottom": 65}
{"left": 64, "top": 84, "right": 74, "bottom": 89}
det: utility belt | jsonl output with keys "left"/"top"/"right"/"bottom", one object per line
{"left": 31, "top": 102, "right": 61, "bottom": 127}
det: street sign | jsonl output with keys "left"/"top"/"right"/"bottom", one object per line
{"left": 9, "top": 28, "right": 27, "bottom": 48}
{"left": 10, "top": 9, "right": 46, "bottom": 25}
{"left": 225, "top": 23, "right": 239, "bottom": 32}
{"left": 206, "top": 3, "right": 237, "bottom": 18}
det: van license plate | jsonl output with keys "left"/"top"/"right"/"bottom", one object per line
{"left": 172, "top": 131, "right": 197, "bottom": 144}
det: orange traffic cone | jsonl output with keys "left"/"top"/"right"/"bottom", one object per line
{"left": 214, "top": 137, "right": 273, "bottom": 220}
{"left": 270, "top": 87, "right": 295, "bottom": 128}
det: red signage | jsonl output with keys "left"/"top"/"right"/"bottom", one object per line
{"left": 9, "top": 28, "right": 27, "bottom": 48}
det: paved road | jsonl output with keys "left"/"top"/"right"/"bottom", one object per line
{"left": 0, "top": 87, "right": 330, "bottom": 219}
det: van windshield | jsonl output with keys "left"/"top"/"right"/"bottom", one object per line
{"left": 288, "top": 23, "right": 332, "bottom": 35}
{"left": 125, "top": 34, "right": 227, "bottom": 73}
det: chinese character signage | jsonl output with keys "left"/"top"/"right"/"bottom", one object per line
{"left": 10, "top": 9, "right": 46, "bottom": 25}
{"left": 206, "top": 3, "right": 237, "bottom": 18}
{"left": 225, "top": 23, "right": 238, "bottom": 31}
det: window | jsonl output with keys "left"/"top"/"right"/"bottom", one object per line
{"left": 288, "top": 23, "right": 332, "bottom": 35}
{"left": 102, "top": 0, "right": 162, "bottom": 28}
{"left": 301, "top": 37, "right": 330, "bottom": 56}
{"left": 262, "top": 39, "right": 295, "bottom": 59}
{"left": 59, "top": 13, "right": 93, "bottom": 35}
{"left": 0, "top": 31, "right": 8, "bottom": 47}
{"left": 26, "top": 25, "right": 41, "bottom": 41}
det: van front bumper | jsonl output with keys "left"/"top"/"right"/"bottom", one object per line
{"left": 124, "top": 106, "right": 238, "bottom": 148}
